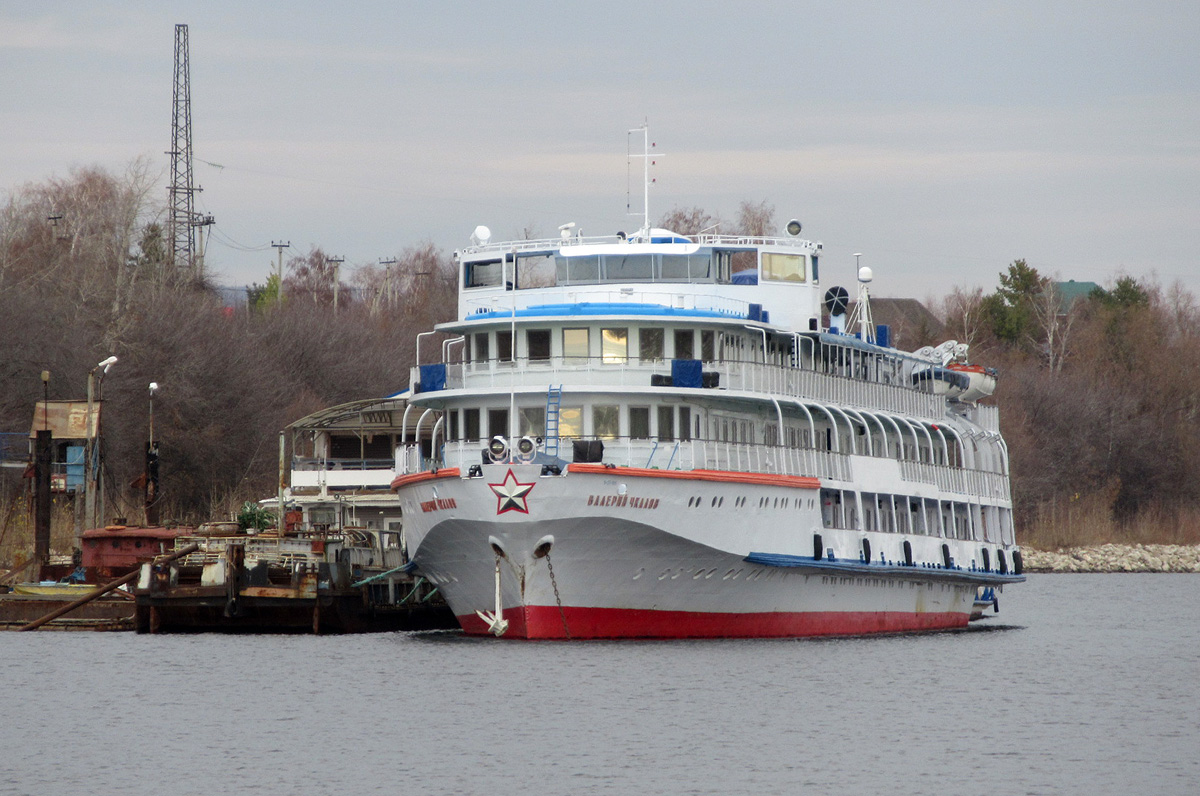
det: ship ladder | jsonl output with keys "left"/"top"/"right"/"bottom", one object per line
{"left": 545, "top": 384, "right": 563, "bottom": 458}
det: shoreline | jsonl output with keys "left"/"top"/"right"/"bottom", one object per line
{"left": 1021, "top": 543, "right": 1200, "bottom": 573}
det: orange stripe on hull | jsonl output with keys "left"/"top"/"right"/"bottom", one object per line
{"left": 390, "top": 468, "right": 461, "bottom": 491}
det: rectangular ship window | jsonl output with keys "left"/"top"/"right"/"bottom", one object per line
{"left": 674, "top": 329, "right": 694, "bottom": 360}
{"left": 630, "top": 407, "right": 651, "bottom": 439}
{"left": 602, "top": 328, "right": 628, "bottom": 364}
{"left": 593, "top": 405, "right": 619, "bottom": 439}
{"left": 563, "top": 328, "right": 589, "bottom": 363}
{"left": 527, "top": 329, "right": 550, "bottom": 362}
{"left": 559, "top": 407, "right": 583, "bottom": 437}
{"left": 657, "top": 406, "right": 675, "bottom": 441}
{"left": 488, "top": 409, "right": 508, "bottom": 439}
{"left": 604, "top": 254, "right": 654, "bottom": 281}
{"left": 639, "top": 328, "right": 664, "bottom": 361}
{"left": 556, "top": 255, "right": 600, "bottom": 284}
{"left": 761, "top": 252, "right": 806, "bottom": 283}
{"left": 519, "top": 407, "right": 545, "bottom": 436}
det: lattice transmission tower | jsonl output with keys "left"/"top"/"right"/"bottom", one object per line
{"left": 167, "top": 23, "right": 197, "bottom": 272}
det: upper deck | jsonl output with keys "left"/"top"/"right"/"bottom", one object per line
{"left": 454, "top": 229, "right": 824, "bottom": 334}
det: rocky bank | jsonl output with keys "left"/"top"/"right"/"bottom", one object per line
{"left": 1021, "top": 543, "right": 1200, "bottom": 573}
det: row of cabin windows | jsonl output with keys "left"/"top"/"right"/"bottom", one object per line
{"left": 470, "top": 327, "right": 717, "bottom": 365}
{"left": 821, "top": 487, "right": 1010, "bottom": 542}
{"left": 448, "top": 405, "right": 696, "bottom": 442}
{"left": 463, "top": 250, "right": 814, "bottom": 289}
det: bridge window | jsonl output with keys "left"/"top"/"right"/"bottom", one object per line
{"left": 515, "top": 254, "right": 554, "bottom": 289}
{"left": 762, "top": 253, "right": 806, "bottom": 283}
{"left": 605, "top": 254, "right": 654, "bottom": 281}
{"left": 464, "top": 409, "right": 480, "bottom": 440}
{"left": 555, "top": 255, "right": 600, "bottom": 284}
{"left": 465, "top": 259, "right": 503, "bottom": 288}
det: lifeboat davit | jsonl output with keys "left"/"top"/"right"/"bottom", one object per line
{"left": 947, "top": 363, "right": 997, "bottom": 403}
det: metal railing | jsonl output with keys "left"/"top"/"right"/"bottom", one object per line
{"left": 414, "top": 438, "right": 853, "bottom": 482}
{"left": 419, "top": 356, "right": 952, "bottom": 422}
{"left": 899, "top": 458, "right": 1010, "bottom": 500}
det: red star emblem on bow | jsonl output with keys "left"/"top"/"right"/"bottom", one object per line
{"left": 487, "top": 469, "right": 536, "bottom": 515}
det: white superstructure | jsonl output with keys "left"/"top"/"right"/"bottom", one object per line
{"left": 391, "top": 211, "right": 1022, "bottom": 638}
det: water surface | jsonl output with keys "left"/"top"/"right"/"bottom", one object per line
{"left": 3, "top": 574, "right": 1197, "bottom": 795}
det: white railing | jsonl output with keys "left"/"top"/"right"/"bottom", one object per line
{"left": 898, "top": 458, "right": 1010, "bottom": 500}
{"left": 419, "top": 357, "right": 950, "bottom": 422}
{"left": 416, "top": 439, "right": 852, "bottom": 481}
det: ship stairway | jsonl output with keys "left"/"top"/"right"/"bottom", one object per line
{"left": 545, "top": 385, "right": 563, "bottom": 458}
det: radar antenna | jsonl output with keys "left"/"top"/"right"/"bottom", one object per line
{"left": 844, "top": 253, "right": 876, "bottom": 343}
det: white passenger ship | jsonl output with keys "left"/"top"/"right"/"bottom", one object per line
{"left": 392, "top": 182, "right": 1023, "bottom": 639}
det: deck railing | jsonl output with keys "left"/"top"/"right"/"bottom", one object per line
{"left": 418, "top": 356, "right": 968, "bottom": 424}
{"left": 403, "top": 439, "right": 1007, "bottom": 500}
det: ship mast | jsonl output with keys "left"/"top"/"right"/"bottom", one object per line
{"left": 627, "top": 123, "right": 656, "bottom": 236}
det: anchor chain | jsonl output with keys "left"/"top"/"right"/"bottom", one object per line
{"left": 545, "top": 552, "right": 570, "bottom": 639}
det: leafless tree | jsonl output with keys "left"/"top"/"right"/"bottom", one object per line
{"left": 658, "top": 206, "right": 721, "bottom": 237}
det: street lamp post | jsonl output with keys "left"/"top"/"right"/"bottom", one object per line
{"left": 146, "top": 382, "right": 160, "bottom": 526}
{"left": 83, "top": 356, "right": 117, "bottom": 535}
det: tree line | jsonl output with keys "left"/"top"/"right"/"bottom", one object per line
{"left": 1, "top": 164, "right": 1197, "bottom": 561}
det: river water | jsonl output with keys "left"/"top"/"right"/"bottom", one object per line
{"left": 3, "top": 574, "right": 1197, "bottom": 796}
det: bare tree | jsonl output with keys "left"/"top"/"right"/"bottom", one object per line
{"left": 735, "top": 200, "right": 775, "bottom": 237}
{"left": 658, "top": 206, "right": 720, "bottom": 237}
{"left": 940, "top": 286, "right": 986, "bottom": 350}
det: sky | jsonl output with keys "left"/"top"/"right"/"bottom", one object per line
{"left": 2, "top": 1, "right": 1198, "bottom": 302}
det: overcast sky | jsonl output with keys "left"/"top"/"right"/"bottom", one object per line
{"left": 3, "top": 1, "right": 1197, "bottom": 301}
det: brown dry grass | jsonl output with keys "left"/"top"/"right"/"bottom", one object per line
{"left": 1020, "top": 491, "right": 1200, "bottom": 550}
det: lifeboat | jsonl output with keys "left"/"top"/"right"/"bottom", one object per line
{"left": 947, "top": 363, "right": 998, "bottom": 403}
{"left": 910, "top": 367, "right": 969, "bottom": 397}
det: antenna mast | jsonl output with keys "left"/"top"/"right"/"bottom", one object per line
{"left": 627, "top": 123, "right": 656, "bottom": 235}
{"left": 168, "top": 23, "right": 198, "bottom": 272}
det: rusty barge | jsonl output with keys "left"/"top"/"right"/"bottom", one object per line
{"left": 134, "top": 524, "right": 454, "bottom": 634}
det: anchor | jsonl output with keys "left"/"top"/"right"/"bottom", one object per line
{"left": 475, "top": 537, "right": 509, "bottom": 636}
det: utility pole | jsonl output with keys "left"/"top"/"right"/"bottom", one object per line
{"left": 380, "top": 258, "right": 397, "bottom": 309}
{"left": 327, "top": 256, "right": 344, "bottom": 311}
{"left": 34, "top": 371, "right": 52, "bottom": 569}
{"left": 193, "top": 213, "right": 215, "bottom": 281}
{"left": 272, "top": 241, "right": 290, "bottom": 307}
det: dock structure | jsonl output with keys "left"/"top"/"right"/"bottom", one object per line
{"left": 133, "top": 528, "right": 454, "bottom": 634}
